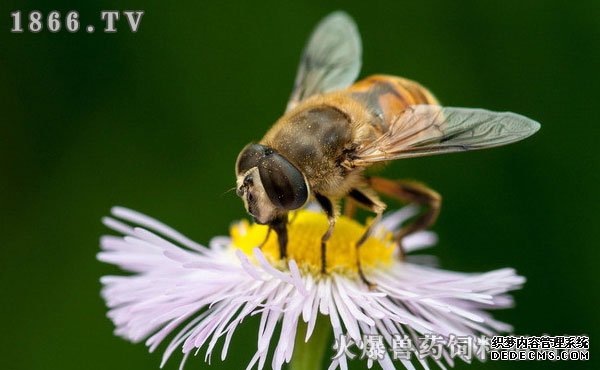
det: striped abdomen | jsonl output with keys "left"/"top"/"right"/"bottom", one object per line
{"left": 347, "top": 75, "right": 439, "bottom": 133}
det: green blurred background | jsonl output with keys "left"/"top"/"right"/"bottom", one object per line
{"left": 1, "top": 1, "right": 598, "bottom": 369}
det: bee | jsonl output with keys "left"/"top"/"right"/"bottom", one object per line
{"left": 235, "top": 11, "right": 539, "bottom": 284}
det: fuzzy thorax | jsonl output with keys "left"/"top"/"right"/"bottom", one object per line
{"left": 231, "top": 210, "right": 395, "bottom": 274}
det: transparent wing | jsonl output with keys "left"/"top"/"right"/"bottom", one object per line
{"left": 351, "top": 105, "right": 540, "bottom": 165}
{"left": 286, "top": 11, "right": 362, "bottom": 111}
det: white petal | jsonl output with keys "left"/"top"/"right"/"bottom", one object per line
{"left": 98, "top": 206, "right": 524, "bottom": 370}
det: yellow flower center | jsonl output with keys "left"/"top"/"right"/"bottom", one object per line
{"left": 230, "top": 210, "right": 395, "bottom": 275}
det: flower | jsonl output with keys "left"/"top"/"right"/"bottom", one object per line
{"left": 98, "top": 206, "right": 524, "bottom": 370}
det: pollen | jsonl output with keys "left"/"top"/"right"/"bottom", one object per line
{"left": 230, "top": 210, "right": 395, "bottom": 275}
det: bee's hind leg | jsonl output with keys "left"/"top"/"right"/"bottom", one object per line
{"left": 347, "top": 188, "right": 386, "bottom": 290}
{"left": 369, "top": 177, "right": 441, "bottom": 258}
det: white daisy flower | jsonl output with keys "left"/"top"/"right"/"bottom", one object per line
{"left": 98, "top": 206, "right": 524, "bottom": 370}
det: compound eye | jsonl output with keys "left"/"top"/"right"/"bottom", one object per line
{"left": 258, "top": 153, "right": 308, "bottom": 210}
{"left": 236, "top": 143, "right": 270, "bottom": 175}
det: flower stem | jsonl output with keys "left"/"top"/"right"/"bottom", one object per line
{"left": 289, "top": 315, "right": 332, "bottom": 370}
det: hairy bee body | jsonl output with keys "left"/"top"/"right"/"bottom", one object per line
{"left": 261, "top": 75, "right": 437, "bottom": 199}
{"left": 348, "top": 75, "right": 439, "bottom": 132}
{"left": 235, "top": 12, "right": 539, "bottom": 278}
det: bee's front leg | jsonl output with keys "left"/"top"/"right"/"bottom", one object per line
{"left": 270, "top": 214, "right": 289, "bottom": 260}
{"left": 314, "top": 193, "right": 337, "bottom": 274}
{"left": 258, "top": 227, "right": 272, "bottom": 250}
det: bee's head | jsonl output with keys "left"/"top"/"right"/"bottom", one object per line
{"left": 235, "top": 143, "right": 309, "bottom": 224}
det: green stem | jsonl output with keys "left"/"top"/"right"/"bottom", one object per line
{"left": 289, "top": 315, "right": 332, "bottom": 370}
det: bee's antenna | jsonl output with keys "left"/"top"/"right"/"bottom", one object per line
{"left": 221, "top": 187, "right": 237, "bottom": 197}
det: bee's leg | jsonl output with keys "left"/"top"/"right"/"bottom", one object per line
{"left": 258, "top": 227, "right": 272, "bottom": 249}
{"left": 314, "top": 193, "right": 337, "bottom": 274}
{"left": 370, "top": 177, "right": 441, "bottom": 257}
{"left": 270, "top": 214, "right": 289, "bottom": 260}
{"left": 348, "top": 188, "right": 386, "bottom": 289}
{"left": 343, "top": 197, "right": 357, "bottom": 218}
{"left": 289, "top": 210, "right": 300, "bottom": 224}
